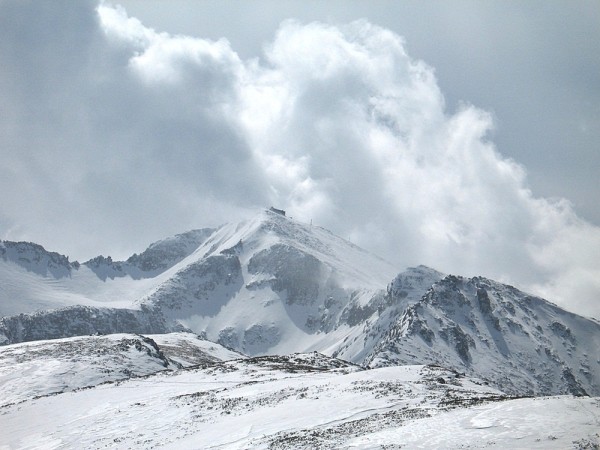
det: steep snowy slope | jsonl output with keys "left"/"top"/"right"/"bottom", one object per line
{"left": 0, "top": 332, "right": 242, "bottom": 406}
{"left": 137, "top": 209, "right": 400, "bottom": 357}
{"left": 1, "top": 348, "right": 598, "bottom": 449}
{"left": 367, "top": 274, "right": 600, "bottom": 396}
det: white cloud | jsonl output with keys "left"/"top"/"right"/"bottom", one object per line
{"left": 0, "top": 2, "right": 598, "bottom": 318}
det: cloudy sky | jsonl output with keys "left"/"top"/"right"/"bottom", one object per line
{"left": 1, "top": 1, "right": 599, "bottom": 318}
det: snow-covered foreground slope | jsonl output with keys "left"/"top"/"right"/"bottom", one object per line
{"left": 1, "top": 348, "right": 597, "bottom": 450}
{"left": 346, "top": 396, "right": 600, "bottom": 449}
{"left": 0, "top": 333, "right": 242, "bottom": 407}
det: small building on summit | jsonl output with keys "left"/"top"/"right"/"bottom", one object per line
{"left": 269, "top": 207, "right": 286, "bottom": 216}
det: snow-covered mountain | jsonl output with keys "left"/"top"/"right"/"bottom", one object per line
{"left": 0, "top": 240, "right": 72, "bottom": 279}
{"left": 1, "top": 209, "right": 599, "bottom": 397}
{"left": 0, "top": 210, "right": 401, "bottom": 356}
{"left": 137, "top": 209, "right": 400, "bottom": 357}
{"left": 366, "top": 274, "right": 600, "bottom": 396}
{"left": 1, "top": 212, "right": 600, "bottom": 447}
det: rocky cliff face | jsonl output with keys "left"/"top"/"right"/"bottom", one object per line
{"left": 366, "top": 274, "right": 600, "bottom": 396}
{"left": 0, "top": 305, "right": 183, "bottom": 345}
{"left": 0, "top": 240, "right": 74, "bottom": 278}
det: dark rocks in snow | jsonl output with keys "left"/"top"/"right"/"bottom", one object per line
{"left": 220, "top": 239, "right": 243, "bottom": 256}
{"left": 248, "top": 244, "right": 321, "bottom": 306}
{"left": 409, "top": 316, "right": 435, "bottom": 346}
{"left": 562, "top": 367, "right": 588, "bottom": 396}
{"left": 439, "top": 325, "right": 475, "bottom": 364}
{"left": 145, "top": 254, "right": 243, "bottom": 318}
{"left": 218, "top": 327, "right": 239, "bottom": 350}
{"left": 340, "top": 301, "right": 378, "bottom": 328}
{"left": 241, "top": 352, "right": 360, "bottom": 373}
{"left": 477, "top": 288, "right": 493, "bottom": 315}
{"left": 242, "top": 324, "right": 281, "bottom": 354}
{"left": 550, "top": 321, "right": 576, "bottom": 344}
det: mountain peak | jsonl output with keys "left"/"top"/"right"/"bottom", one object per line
{"left": 190, "top": 209, "right": 398, "bottom": 289}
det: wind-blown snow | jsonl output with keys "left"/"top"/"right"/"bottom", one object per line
{"left": 0, "top": 344, "right": 597, "bottom": 449}
{"left": 0, "top": 332, "right": 241, "bottom": 407}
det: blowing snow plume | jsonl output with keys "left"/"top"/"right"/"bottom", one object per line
{"left": 0, "top": 1, "right": 598, "bottom": 318}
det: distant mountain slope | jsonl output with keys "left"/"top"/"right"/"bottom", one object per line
{"left": 0, "top": 211, "right": 402, "bottom": 359}
{"left": 329, "top": 265, "right": 445, "bottom": 363}
{"left": 84, "top": 228, "right": 216, "bottom": 280}
{"left": 0, "top": 305, "right": 180, "bottom": 345}
{"left": 0, "top": 241, "right": 73, "bottom": 278}
{"left": 0, "top": 228, "right": 214, "bottom": 317}
{"left": 366, "top": 274, "right": 600, "bottom": 396}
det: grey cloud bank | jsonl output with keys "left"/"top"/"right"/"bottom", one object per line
{"left": 0, "top": 1, "right": 598, "bottom": 318}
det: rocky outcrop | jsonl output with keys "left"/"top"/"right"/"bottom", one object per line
{"left": 366, "top": 275, "right": 600, "bottom": 396}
